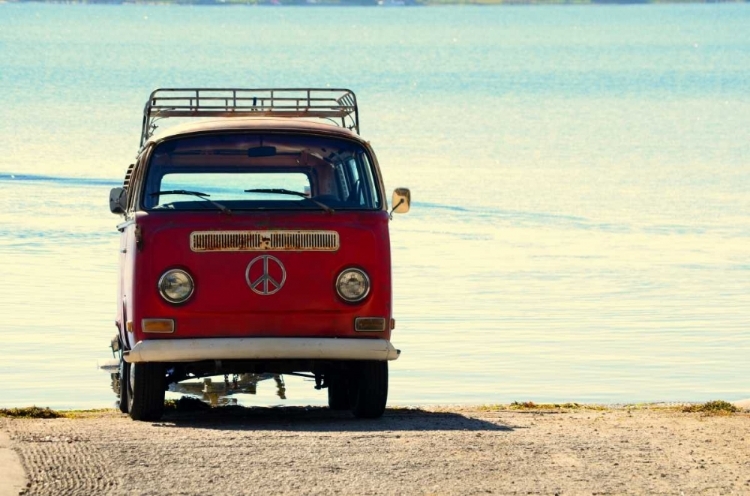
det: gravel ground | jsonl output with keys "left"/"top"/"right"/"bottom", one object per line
{"left": 2, "top": 406, "right": 750, "bottom": 495}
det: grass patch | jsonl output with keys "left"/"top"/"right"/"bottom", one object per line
{"left": 682, "top": 400, "right": 738, "bottom": 415}
{"left": 0, "top": 407, "right": 117, "bottom": 419}
{"left": 61, "top": 409, "right": 114, "bottom": 419}
{"left": 513, "top": 401, "right": 577, "bottom": 410}
{"left": 478, "top": 402, "right": 607, "bottom": 412}
{"left": 0, "top": 406, "right": 64, "bottom": 419}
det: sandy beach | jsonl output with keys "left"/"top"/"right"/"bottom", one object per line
{"left": 2, "top": 403, "right": 749, "bottom": 495}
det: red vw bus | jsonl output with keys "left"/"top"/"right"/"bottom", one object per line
{"left": 108, "top": 89, "right": 410, "bottom": 421}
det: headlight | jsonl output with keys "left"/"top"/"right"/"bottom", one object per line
{"left": 336, "top": 268, "right": 370, "bottom": 303}
{"left": 158, "top": 269, "right": 194, "bottom": 304}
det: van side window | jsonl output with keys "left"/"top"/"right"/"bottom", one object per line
{"left": 335, "top": 163, "right": 350, "bottom": 200}
{"left": 129, "top": 152, "right": 151, "bottom": 213}
{"left": 360, "top": 153, "right": 379, "bottom": 206}
{"left": 121, "top": 163, "right": 135, "bottom": 212}
{"left": 126, "top": 161, "right": 144, "bottom": 214}
{"left": 346, "top": 158, "right": 364, "bottom": 206}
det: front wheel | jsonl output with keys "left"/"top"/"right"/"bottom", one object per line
{"left": 127, "top": 362, "right": 166, "bottom": 421}
{"left": 118, "top": 357, "right": 129, "bottom": 414}
{"left": 350, "top": 361, "right": 388, "bottom": 419}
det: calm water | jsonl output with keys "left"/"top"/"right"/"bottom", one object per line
{"left": 0, "top": 3, "right": 749, "bottom": 408}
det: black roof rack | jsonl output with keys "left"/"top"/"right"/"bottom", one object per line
{"left": 140, "top": 88, "right": 360, "bottom": 147}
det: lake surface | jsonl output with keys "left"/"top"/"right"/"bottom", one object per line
{"left": 0, "top": 3, "right": 749, "bottom": 409}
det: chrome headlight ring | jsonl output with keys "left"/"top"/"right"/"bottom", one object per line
{"left": 158, "top": 269, "right": 195, "bottom": 304}
{"left": 336, "top": 268, "right": 371, "bottom": 303}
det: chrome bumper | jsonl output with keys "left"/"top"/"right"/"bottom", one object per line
{"left": 123, "top": 337, "right": 400, "bottom": 363}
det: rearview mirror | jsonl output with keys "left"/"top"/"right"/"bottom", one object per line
{"left": 391, "top": 188, "right": 411, "bottom": 214}
{"left": 109, "top": 187, "right": 127, "bottom": 215}
{"left": 247, "top": 146, "right": 277, "bottom": 158}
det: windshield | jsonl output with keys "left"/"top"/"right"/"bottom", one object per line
{"left": 141, "top": 133, "right": 382, "bottom": 212}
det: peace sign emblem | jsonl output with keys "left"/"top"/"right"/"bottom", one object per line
{"left": 245, "top": 255, "right": 287, "bottom": 295}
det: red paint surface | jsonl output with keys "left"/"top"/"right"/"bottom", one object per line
{"left": 119, "top": 210, "right": 392, "bottom": 348}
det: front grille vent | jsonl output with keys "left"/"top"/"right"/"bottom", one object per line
{"left": 191, "top": 231, "right": 339, "bottom": 252}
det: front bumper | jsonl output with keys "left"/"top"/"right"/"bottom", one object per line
{"left": 123, "top": 337, "right": 400, "bottom": 363}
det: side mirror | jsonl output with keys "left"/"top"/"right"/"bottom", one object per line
{"left": 391, "top": 188, "right": 411, "bottom": 214}
{"left": 109, "top": 187, "right": 127, "bottom": 215}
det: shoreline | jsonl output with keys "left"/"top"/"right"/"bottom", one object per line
{"left": 3, "top": 401, "right": 749, "bottom": 495}
{"left": 4, "top": 0, "right": 749, "bottom": 5}
{"left": 1, "top": 398, "right": 749, "bottom": 420}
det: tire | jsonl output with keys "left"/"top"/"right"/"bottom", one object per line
{"left": 327, "top": 373, "right": 351, "bottom": 410}
{"left": 118, "top": 357, "right": 129, "bottom": 414}
{"left": 350, "top": 361, "right": 388, "bottom": 419}
{"left": 127, "top": 362, "right": 166, "bottom": 421}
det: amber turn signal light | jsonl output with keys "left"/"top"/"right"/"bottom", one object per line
{"left": 141, "top": 319, "right": 175, "bottom": 334}
{"left": 354, "top": 317, "right": 386, "bottom": 332}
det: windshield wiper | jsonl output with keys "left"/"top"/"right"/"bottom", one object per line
{"left": 149, "top": 190, "right": 232, "bottom": 214}
{"left": 243, "top": 188, "right": 334, "bottom": 214}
